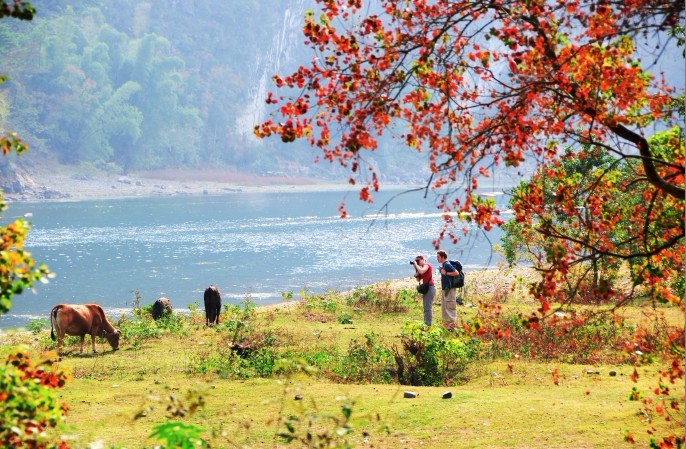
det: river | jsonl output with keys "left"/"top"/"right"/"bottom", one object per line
{"left": 0, "top": 187, "right": 509, "bottom": 329}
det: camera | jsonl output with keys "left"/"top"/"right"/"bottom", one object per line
{"left": 409, "top": 260, "right": 415, "bottom": 265}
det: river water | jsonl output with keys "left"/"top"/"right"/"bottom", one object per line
{"left": 0, "top": 188, "right": 509, "bottom": 329}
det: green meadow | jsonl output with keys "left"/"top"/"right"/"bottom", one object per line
{"left": 1, "top": 269, "right": 681, "bottom": 448}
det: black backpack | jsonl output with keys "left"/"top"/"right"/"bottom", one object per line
{"left": 448, "top": 260, "right": 465, "bottom": 288}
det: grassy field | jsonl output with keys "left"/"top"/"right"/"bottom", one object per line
{"left": 1, "top": 267, "right": 681, "bottom": 448}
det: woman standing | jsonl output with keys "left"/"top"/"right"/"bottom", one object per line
{"left": 412, "top": 255, "right": 435, "bottom": 326}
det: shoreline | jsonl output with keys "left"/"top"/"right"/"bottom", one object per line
{"left": 0, "top": 161, "right": 445, "bottom": 203}
{"left": 0, "top": 265, "right": 537, "bottom": 332}
{"left": 3, "top": 171, "right": 364, "bottom": 203}
{"left": 2, "top": 164, "right": 516, "bottom": 203}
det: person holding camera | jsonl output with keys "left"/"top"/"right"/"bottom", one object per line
{"left": 436, "top": 249, "right": 460, "bottom": 329}
{"left": 411, "top": 255, "right": 435, "bottom": 326}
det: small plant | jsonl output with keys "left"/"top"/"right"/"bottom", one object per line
{"left": 27, "top": 318, "right": 49, "bottom": 334}
{"left": 278, "top": 398, "right": 356, "bottom": 448}
{"left": 476, "top": 306, "right": 637, "bottom": 364}
{"left": 395, "top": 288, "right": 416, "bottom": 305}
{"left": 131, "top": 289, "right": 142, "bottom": 310}
{"left": 133, "top": 303, "right": 153, "bottom": 319}
{"left": 149, "top": 421, "right": 208, "bottom": 449}
{"left": 146, "top": 389, "right": 209, "bottom": 448}
{"left": 187, "top": 301, "right": 199, "bottom": 313}
{"left": 337, "top": 313, "right": 353, "bottom": 324}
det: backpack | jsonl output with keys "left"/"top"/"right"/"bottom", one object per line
{"left": 448, "top": 260, "right": 465, "bottom": 289}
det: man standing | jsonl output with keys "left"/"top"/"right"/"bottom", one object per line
{"left": 437, "top": 250, "right": 460, "bottom": 329}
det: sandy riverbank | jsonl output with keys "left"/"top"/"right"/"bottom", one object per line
{"left": 2, "top": 165, "right": 370, "bottom": 202}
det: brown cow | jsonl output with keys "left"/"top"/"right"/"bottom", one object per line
{"left": 50, "top": 303, "right": 121, "bottom": 354}
{"left": 203, "top": 285, "right": 221, "bottom": 326}
{"left": 151, "top": 297, "right": 173, "bottom": 320}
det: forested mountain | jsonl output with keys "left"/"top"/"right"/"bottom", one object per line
{"left": 0, "top": 0, "right": 430, "bottom": 183}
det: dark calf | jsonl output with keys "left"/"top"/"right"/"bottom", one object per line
{"left": 203, "top": 285, "right": 221, "bottom": 326}
{"left": 152, "top": 297, "right": 173, "bottom": 320}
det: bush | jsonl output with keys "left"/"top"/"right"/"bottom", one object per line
{"left": 476, "top": 308, "right": 634, "bottom": 364}
{"left": 27, "top": 318, "right": 49, "bottom": 334}
{"left": 332, "top": 333, "right": 394, "bottom": 384}
{"left": 392, "top": 322, "right": 481, "bottom": 386}
{"left": 0, "top": 351, "right": 70, "bottom": 448}
{"left": 118, "top": 317, "right": 164, "bottom": 350}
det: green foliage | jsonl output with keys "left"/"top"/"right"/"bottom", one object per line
{"left": 0, "top": 351, "right": 68, "bottom": 448}
{"left": 147, "top": 391, "right": 209, "bottom": 447}
{"left": 154, "top": 312, "right": 186, "bottom": 334}
{"left": 333, "top": 332, "right": 393, "bottom": 384}
{"left": 395, "top": 287, "right": 417, "bottom": 305}
{"left": 186, "top": 347, "right": 238, "bottom": 378}
{"left": 0, "top": 2, "right": 325, "bottom": 175}
{"left": 149, "top": 421, "right": 208, "bottom": 449}
{"left": 0, "top": 6, "right": 51, "bottom": 318}
{"left": 27, "top": 317, "right": 48, "bottom": 334}
{"left": 392, "top": 321, "right": 481, "bottom": 386}
{"left": 281, "top": 290, "right": 294, "bottom": 301}
{"left": 500, "top": 145, "right": 632, "bottom": 302}
{"left": 0, "top": 1, "right": 35, "bottom": 20}
{"left": 301, "top": 292, "right": 341, "bottom": 315}
{"left": 0, "top": 210, "right": 51, "bottom": 315}
{"left": 219, "top": 300, "right": 257, "bottom": 338}
{"left": 118, "top": 316, "right": 163, "bottom": 343}
{"left": 337, "top": 312, "right": 353, "bottom": 324}
{"left": 249, "top": 346, "right": 278, "bottom": 377}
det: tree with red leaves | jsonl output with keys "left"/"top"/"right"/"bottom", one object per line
{"left": 256, "top": 0, "right": 684, "bottom": 445}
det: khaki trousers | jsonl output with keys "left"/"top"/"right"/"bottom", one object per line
{"left": 441, "top": 287, "right": 457, "bottom": 327}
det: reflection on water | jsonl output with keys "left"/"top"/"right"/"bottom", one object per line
{"left": 1, "top": 188, "right": 509, "bottom": 328}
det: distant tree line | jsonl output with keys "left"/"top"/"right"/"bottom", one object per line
{"left": 0, "top": 1, "right": 325, "bottom": 174}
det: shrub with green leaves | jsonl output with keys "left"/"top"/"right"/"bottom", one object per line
{"left": 392, "top": 322, "right": 481, "bottom": 386}
{"left": 116, "top": 316, "right": 164, "bottom": 351}
{"left": 333, "top": 332, "right": 394, "bottom": 384}
{"left": 27, "top": 317, "right": 49, "bottom": 334}
{"left": 0, "top": 351, "right": 69, "bottom": 448}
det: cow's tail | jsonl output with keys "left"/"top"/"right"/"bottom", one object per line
{"left": 50, "top": 305, "right": 61, "bottom": 341}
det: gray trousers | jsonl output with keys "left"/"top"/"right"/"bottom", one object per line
{"left": 422, "top": 285, "right": 437, "bottom": 326}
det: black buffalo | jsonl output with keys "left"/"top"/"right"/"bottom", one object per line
{"left": 203, "top": 285, "right": 221, "bottom": 326}
{"left": 151, "top": 297, "right": 172, "bottom": 320}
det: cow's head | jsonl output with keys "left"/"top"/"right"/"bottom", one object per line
{"left": 105, "top": 328, "right": 121, "bottom": 351}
